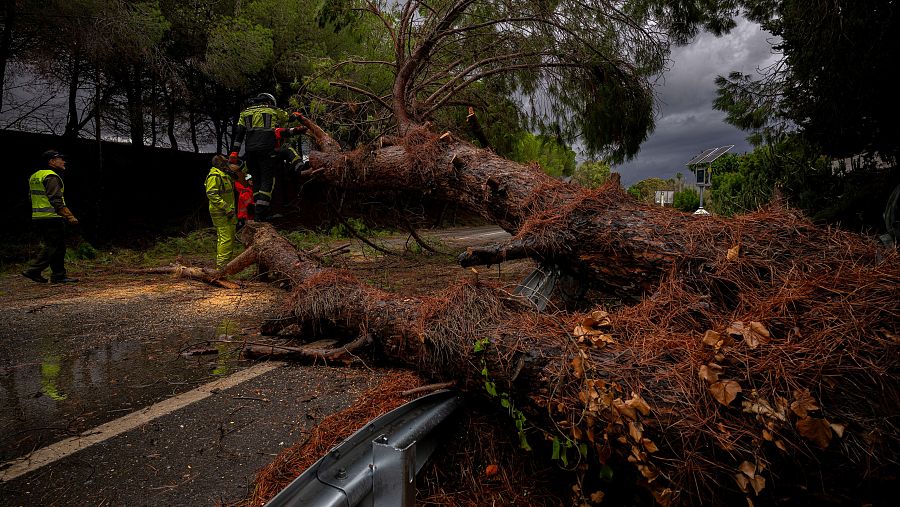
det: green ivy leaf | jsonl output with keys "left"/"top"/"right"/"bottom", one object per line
{"left": 551, "top": 437, "right": 561, "bottom": 460}
{"left": 519, "top": 432, "right": 532, "bottom": 451}
{"left": 600, "top": 464, "right": 614, "bottom": 481}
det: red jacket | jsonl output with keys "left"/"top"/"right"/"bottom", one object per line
{"left": 234, "top": 180, "right": 254, "bottom": 220}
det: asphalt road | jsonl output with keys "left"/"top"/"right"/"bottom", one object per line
{"left": 0, "top": 225, "right": 510, "bottom": 506}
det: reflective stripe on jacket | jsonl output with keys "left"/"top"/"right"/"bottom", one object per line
{"left": 205, "top": 167, "right": 235, "bottom": 216}
{"left": 29, "top": 169, "right": 64, "bottom": 219}
{"left": 235, "top": 105, "right": 289, "bottom": 153}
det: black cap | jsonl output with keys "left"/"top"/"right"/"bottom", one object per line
{"left": 42, "top": 150, "right": 66, "bottom": 162}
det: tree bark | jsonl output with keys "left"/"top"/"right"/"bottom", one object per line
{"left": 299, "top": 118, "right": 826, "bottom": 301}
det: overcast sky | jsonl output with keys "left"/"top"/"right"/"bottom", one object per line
{"left": 611, "top": 19, "right": 779, "bottom": 187}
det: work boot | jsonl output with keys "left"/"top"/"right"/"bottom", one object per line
{"left": 22, "top": 271, "right": 48, "bottom": 283}
{"left": 50, "top": 276, "right": 79, "bottom": 284}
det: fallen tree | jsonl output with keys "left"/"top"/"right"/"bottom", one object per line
{"left": 189, "top": 2, "right": 899, "bottom": 503}
{"left": 227, "top": 192, "right": 899, "bottom": 504}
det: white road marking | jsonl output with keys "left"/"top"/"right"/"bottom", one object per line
{"left": 0, "top": 361, "right": 284, "bottom": 482}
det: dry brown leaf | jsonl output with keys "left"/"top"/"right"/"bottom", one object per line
{"left": 626, "top": 393, "right": 652, "bottom": 416}
{"left": 590, "top": 333, "right": 615, "bottom": 347}
{"left": 742, "top": 398, "right": 784, "bottom": 420}
{"left": 749, "top": 321, "right": 770, "bottom": 340}
{"left": 628, "top": 421, "right": 644, "bottom": 443}
{"left": 573, "top": 425, "right": 583, "bottom": 440}
{"left": 652, "top": 488, "right": 673, "bottom": 507}
{"left": 762, "top": 429, "right": 773, "bottom": 441}
{"left": 830, "top": 423, "right": 845, "bottom": 438}
{"left": 749, "top": 475, "right": 766, "bottom": 495}
{"left": 590, "top": 490, "right": 605, "bottom": 504}
{"left": 734, "top": 473, "right": 750, "bottom": 493}
{"left": 775, "top": 440, "right": 787, "bottom": 451}
{"left": 727, "top": 321, "right": 746, "bottom": 338}
{"left": 727, "top": 244, "right": 741, "bottom": 261}
{"left": 642, "top": 438, "right": 659, "bottom": 453}
{"left": 573, "top": 325, "right": 587, "bottom": 338}
{"left": 590, "top": 310, "right": 611, "bottom": 326}
{"left": 699, "top": 364, "right": 720, "bottom": 384}
{"left": 612, "top": 398, "right": 638, "bottom": 421}
{"left": 738, "top": 461, "right": 757, "bottom": 478}
{"left": 709, "top": 380, "right": 742, "bottom": 406}
{"left": 746, "top": 321, "right": 771, "bottom": 349}
{"left": 572, "top": 355, "right": 584, "bottom": 379}
{"left": 702, "top": 330, "right": 721, "bottom": 347}
{"left": 484, "top": 464, "right": 499, "bottom": 477}
{"left": 790, "top": 389, "right": 820, "bottom": 417}
{"left": 796, "top": 416, "right": 832, "bottom": 449}
{"left": 638, "top": 464, "right": 658, "bottom": 480}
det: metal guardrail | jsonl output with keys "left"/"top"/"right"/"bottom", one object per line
{"left": 264, "top": 390, "right": 463, "bottom": 507}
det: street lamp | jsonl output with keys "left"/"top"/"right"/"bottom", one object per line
{"left": 685, "top": 145, "right": 734, "bottom": 216}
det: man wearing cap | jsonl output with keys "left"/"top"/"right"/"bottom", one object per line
{"left": 22, "top": 150, "right": 79, "bottom": 284}
{"left": 229, "top": 92, "right": 305, "bottom": 221}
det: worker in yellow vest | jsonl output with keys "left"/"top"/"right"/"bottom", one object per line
{"left": 22, "top": 150, "right": 79, "bottom": 284}
{"left": 206, "top": 154, "right": 239, "bottom": 268}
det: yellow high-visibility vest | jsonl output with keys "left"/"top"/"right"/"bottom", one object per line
{"left": 29, "top": 169, "right": 64, "bottom": 219}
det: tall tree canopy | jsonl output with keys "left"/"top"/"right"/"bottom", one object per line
{"left": 715, "top": 0, "right": 900, "bottom": 161}
{"left": 302, "top": 0, "right": 744, "bottom": 162}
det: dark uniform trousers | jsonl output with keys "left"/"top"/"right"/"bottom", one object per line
{"left": 246, "top": 150, "right": 282, "bottom": 219}
{"left": 25, "top": 219, "right": 67, "bottom": 280}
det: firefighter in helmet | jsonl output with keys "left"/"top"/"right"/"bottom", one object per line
{"left": 229, "top": 93, "right": 305, "bottom": 221}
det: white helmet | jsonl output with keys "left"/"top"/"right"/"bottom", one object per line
{"left": 257, "top": 92, "right": 276, "bottom": 107}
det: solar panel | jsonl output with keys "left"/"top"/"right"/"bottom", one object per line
{"left": 685, "top": 148, "right": 717, "bottom": 166}
{"left": 685, "top": 145, "right": 735, "bottom": 166}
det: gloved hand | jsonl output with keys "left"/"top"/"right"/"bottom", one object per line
{"left": 59, "top": 206, "right": 79, "bottom": 225}
{"left": 229, "top": 151, "right": 240, "bottom": 164}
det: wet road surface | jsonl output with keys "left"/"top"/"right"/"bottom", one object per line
{"left": 0, "top": 226, "right": 510, "bottom": 505}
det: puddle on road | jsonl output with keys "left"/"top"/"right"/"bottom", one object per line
{"left": 0, "top": 326, "right": 248, "bottom": 463}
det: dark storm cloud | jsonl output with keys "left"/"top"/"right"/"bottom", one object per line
{"left": 612, "top": 19, "right": 779, "bottom": 187}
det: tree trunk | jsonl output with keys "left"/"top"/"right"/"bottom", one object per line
{"left": 62, "top": 53, "right": 81, "bottom": 139}
{"left": 163, "top": 85, "right": 178, "bottom": 150}
{"left": 189, "top": 108, "right": 198, "bottom": 153}
{"left": 301, "top": 122, "right": 816, "bottom": 301}
{"left": 125, "top": 64, "right": 144, "bottom": 147}
{"left": 231, "top": 118, "right": 900, "bottom": 505}
{"left": 0, "top": 0, "right": 15, "bottom": 113}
